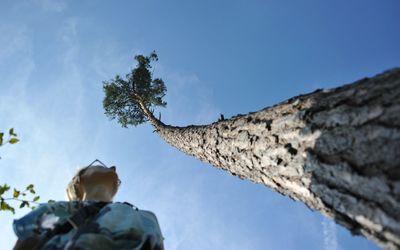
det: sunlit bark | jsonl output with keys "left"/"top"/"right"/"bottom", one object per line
{"left": 140, "top": 68, "right": 400, "bottom": 249}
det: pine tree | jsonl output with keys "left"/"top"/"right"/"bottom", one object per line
{"left": 103, "top": 52, "right": 400, "bottom": 249}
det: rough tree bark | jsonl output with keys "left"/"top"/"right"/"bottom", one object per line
{"left": 139, "top": 68, "right": 400, "bottom": 249}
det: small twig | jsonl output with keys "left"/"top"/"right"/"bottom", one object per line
{"left": 2, "top": 198, "right": 40, "bottom": 205}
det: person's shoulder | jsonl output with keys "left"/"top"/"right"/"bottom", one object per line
{"left": 106, "top": 201, "right": 138, "bottom": 209}
{"left": 105, "top": 202, "right": 158, "bottom": 217}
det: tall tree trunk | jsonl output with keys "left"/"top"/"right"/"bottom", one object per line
{"left": 140, "top": 68, "right": 400, "bottom": 249}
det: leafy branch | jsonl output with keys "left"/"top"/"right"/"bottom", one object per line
{"left": 0, "top": 128, "right": 19, "bottom": 155}
{"left": 0, "top": 184, "right": 40, "bottom": 213}
{"left": 0, "top": 128, "right": 41, "bottom": 214}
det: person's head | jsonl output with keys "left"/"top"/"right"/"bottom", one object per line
{"left": 66, "top": 165, "right": 120, "bottom": 202}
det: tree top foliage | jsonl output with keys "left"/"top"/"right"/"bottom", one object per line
{"left": 103, "top": 51, "right": 167, "bottom": 127}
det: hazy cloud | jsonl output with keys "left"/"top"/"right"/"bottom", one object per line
{"left": 0, "top": 17, "right": 88, "bottom": 249}
{"left": 32, "top": 0, "right": 67, "bottom": 12}
{"left": 322, "top": 217, "right": 339, "bottom": 250}
{"left": 158, "top": 68, "right": 221, "bottom": 126}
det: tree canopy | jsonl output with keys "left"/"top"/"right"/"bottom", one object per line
{"left": 103, "top": 52, "right": 167, "bottom": 127}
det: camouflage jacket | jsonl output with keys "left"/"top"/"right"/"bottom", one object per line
{"left": 13, "top": 201, "right": 164, "bottom": 250}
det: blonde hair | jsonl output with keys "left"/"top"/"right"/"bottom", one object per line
{"left": 65, "top": 165, "right": 120, "bottom": 201}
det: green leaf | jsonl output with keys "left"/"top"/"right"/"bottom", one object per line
{"left": 0, "top": 133, "right": 3, "bottom": 145}
{"left": 26, "top": 184, "right": 34, "bottom": 190}
{"left": 13, "top": 188, "right": 20, "bottom": 198}
{"left": 0, "top": 184, "right": 10, "bottom": 195}
{"left": 30, "top": 189, "right": 35, "bottom": 194}
{"left": 0, "top": 200, "right": 7, "bottom": 210}
{"left": 0, "top": 200, "right": 13, "bottom": 213}
{"left": 33, "top": 196, "right": 40, "bottom": 202}
{"left": 19, "top": 201, "right": 29, "bottom": 208}
{"left": 9, "top": 138, "right": 19, "bottom": 144}
{"left": 9, "top": 128, "right": 16, "bottom": 136}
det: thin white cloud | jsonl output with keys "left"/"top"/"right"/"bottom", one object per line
{"left": 322, "top": 216, "right": 339, "bottom": 250}
{"left": 0, "top": 18, "right": 90, "bottom": 249}
{"left": 0, "top": 24, "right": 35, "bottom": 248}
{"left": 0, "top": 25, "right": 34, "bottom": 91}
{"left": 32, "top": 0, "right": 67, "bottom": 12}
{"left": 90, "top": 42, "right": 134, "bottom": 81}
{"left": 155, "top": 67, "right": 221, "bottom": 126}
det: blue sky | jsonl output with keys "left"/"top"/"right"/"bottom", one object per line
{"left": 0, "top": 0, "right": 399, "bottom": 249}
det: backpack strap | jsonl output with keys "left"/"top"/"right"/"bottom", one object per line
{"left": 122, "top": 201, "right": 139, "bottom": 210}
{"left": 33, "top": 202, "right": 109, "bottom": 249}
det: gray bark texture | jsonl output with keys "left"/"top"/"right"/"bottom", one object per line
{"left": 141, "top": 68, "right": 400, "bottom": 249}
